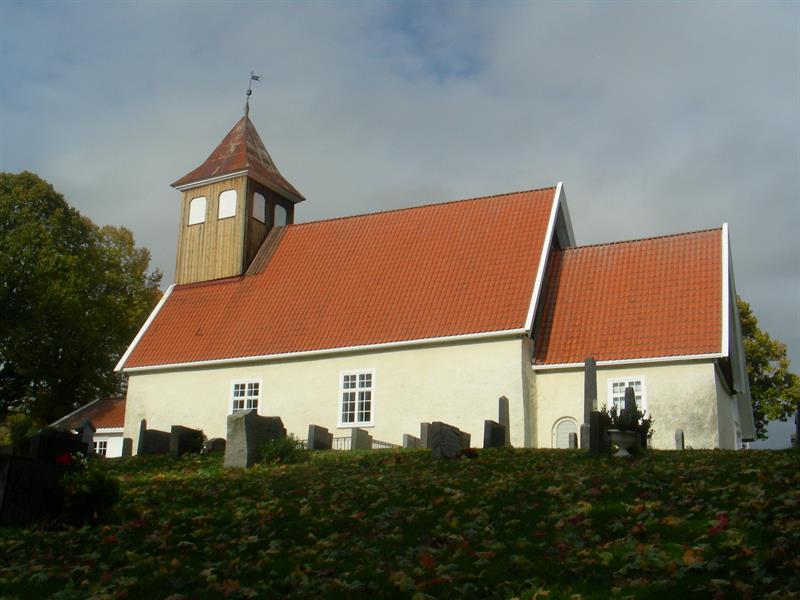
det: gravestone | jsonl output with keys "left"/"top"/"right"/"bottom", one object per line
{"left": 568, "top": 432, "right": 578, "bottom": 449}
{"left": 351, "top": 428, "right": 372, "bottom": 450}
{"left": 589, "top": 411, "right": 608, "bottom": 456}
{"left": 77, "top": 421, "right": 95, "bottom": 454}
{"left": 420, "top": 422, "right": 432, "bottom": 449}
{"left": 483, "top": 420, "right": 506, "bottom": 448}
{"left": 675, "top": 429, "right": 685, "bottom": 450}
{"left": 28, "top": 429, "right": 86, "bottom": 462}
{"left": 580, "top": 423, "right": 590, "bottom": 450}
{"left": 0, "top": 455, "right": 70, "bottom": 527}
{"left": 498, "top": 396, "right": 510, "bottom": 445}
{"left": 201, "top": 438, "right": 226, "bottom": 455}
{"left": 307, "top": 425, "right": 333, "bottom": 450}
{"left": 136, "top": 420, "right": 171, "bottom": 456}
{"left": 169, "top": 425, "right": 204, "bottom": 458}
{"left": 403, "top": 434, "right": 421, "bottom": 449}
{"left": 121, "top": 438, "right": 133, "bottom": 457}
{"left": 583, "top": 358, "right": 597, "bottom": 424}
{"left": 429, "top": 422, "right": 469, "bottom": 459}
{"left": 224, "top": 411, "right": 286, "bottom": 468}
{"left": 624, "top": 386, "right": 637, "bottom": 413}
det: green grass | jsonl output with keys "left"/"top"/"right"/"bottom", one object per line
{"left": 1, "top": 448, "right": 799, "bottom": 599}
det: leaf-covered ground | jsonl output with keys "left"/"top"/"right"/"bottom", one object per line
{"left": 1, "top": 448, "right": 799, "bottom": 599}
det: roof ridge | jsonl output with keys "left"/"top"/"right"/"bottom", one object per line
{"left": 286, "top": 185, "right": 558, "bottom": 228}
{"left": 561, "top": 226, "right": 722, "bottom": 252}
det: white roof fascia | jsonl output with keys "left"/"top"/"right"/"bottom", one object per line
{"left": 721, "top": 223, "right": 730, "bottom": 357}
{"left": 173, "top": 170, "right": 249, "bottom": 192}
{"left": 114, "top": 284, "right": 176, "bottom": 372}
{"left": 531, "top": 352, "right": 724, "bottom": 371}
{"left": 121, "top": 328, "right": 528, "bottom": 373}
{"left": 49, "top": 397, "right": 103, "bottom": 428}
{"left": 524, "top": 182, "right": 562, "bottom": 335}
{"left": 94, "top": 427, "right": 124, "bottom": 434}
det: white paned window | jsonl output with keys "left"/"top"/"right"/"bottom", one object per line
{"left": 218, "top": 190, "right": 237, "bottom": 219}
{"left": 253, "top": 192, "right": 266, "bottom": 223}
{"left": 275, "top": 204, "right": 288, "bottom": 226}
{"left": 93, "top": 440, "right": 108, "bottom": 457}
{"left": 552, "top": 418, "right": 578, "bottom": 449}
{"left": 188, "top": 196, "right": 207, "bottom": 225}
{"left": 608, "top": 377, "right": 646, "bottom": 412}
{"left": 339, "top": 370, "right": 374, "bottom": 427}
{"left": 231, "top": 380, "right": 260, "bottom": 413}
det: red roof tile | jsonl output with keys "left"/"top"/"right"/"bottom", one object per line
{"left": 533, "top": 229, "right": 723, "bottom": 365}
{"left": 54, "top": 397, "right": 126, "bottom": 430}
{"left": 124, "top": 188, "right": 557, "bottom": 368}
{"left": 171, "top": 116, "right": 304, "bottom": 202}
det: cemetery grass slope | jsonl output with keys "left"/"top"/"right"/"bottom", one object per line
{"left": 1, "top": 448, "right": 799, "bottom": 599}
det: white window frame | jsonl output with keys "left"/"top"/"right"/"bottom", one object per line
{"left": 253, "top": 192, "right": 267, "bottom": 223}
{"left": 230, "top": 379, "right": 262, "bottom": 414}
{"left": 188, "top": 196, "right": 207, "bottom": 225}
{"left": 338, "top": 369, "right": 375, "bottom": 428}
{"left": 218, "top": 190, "right": 237, "bottom": 219}
{"left": 607, "top": 376, "right": 647, "bottom": 413}
{"left": 93, "top": 440, "right": 108, "bottom": 457}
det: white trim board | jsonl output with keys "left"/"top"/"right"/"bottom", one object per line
{"left": 524, "top": 182, "right": 563, "bottom": 334}
{"left": 532, "top": 352, "right": 723, "bottom": 370}
{"left": 115, "top": 284, "right": 176, "bottom": 372}
{"left": 122, "top": 328, "right": 528, "bottom": 373}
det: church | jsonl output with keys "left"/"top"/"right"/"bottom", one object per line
{"left": 116, "top": 109, "right": 755, "bottom": 451}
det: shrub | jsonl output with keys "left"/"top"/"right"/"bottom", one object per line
{"left": 601, "top": 404, "right": 654, "bottom": 448}
{"left": 261, "top": 434, "right": 309, "bottom": 465}
{"left": 60, "top": 462, "right": 120, "bottom": 523}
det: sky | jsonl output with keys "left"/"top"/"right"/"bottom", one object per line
{"left": 1, "top": 1, "right": 798, "bottom": 444}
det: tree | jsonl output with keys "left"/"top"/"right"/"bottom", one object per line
{"left": 0, "top": 172, "right": 162, "bottom": 423}
{"left": 738, "top": 297, "right": 800, "bottom": 440}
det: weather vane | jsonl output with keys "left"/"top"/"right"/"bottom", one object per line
{"left": 245, "top": 70, "right": 261, "bottom": 116}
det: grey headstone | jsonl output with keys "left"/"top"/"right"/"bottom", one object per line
{"left": 169, "top": 425, "right": 204, "bottom": 458}
{"left": 589, "top": 411, "right": 608, "bottom": 456}
{"left": 675, "top": 429, "right": 685, "bottom": 450}
{"left": 403, "top": 434, "right": 421, "bottom": 449}
{"left": 568, "top": 432, "right": 578, "bottom": 449}
{"left": 498, "top": 396, "right": 510, "bottom": 444}
{"left": 201, "top": 438, "right": 226, "bottom": 455}
{"left": 136, "top": 419, "right": 148, "bottom": 456}
{"left": 224, "top": 410, "right": 286, "bottom": 468}
{"left": 624, "top": 387, "right": 637, "bottom": 414}
{"left": 307, "top": 425, "right": 333, "bottom": 450}
{"left": 121, "top": 438, "right": 133, "bottom": 457}
{"left": 351, "top": 428, "right": 372, "bottom": 450}
{"left": 77, "top": 421, "right": 95, "bottom": 454}
{"left": 583, "top": 358, "right": 597, "bottom": 424}
{"left": 420, "top": 422, "right": 432, "bottom": 449}
{"left": 430, "top": 422, "right": 463, "bottom": 459}
{"left": 580, "top": 423, "right": 590, "bottom": 450}
{"left": 483, "top": 420, "right": 506, "bottom": 448}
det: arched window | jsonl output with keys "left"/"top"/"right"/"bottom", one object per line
{"left": 188, "top": 196, "right": 207, "bottom": 225}
{"left": 552, "top": 417, "right": 578, "bottom": 449}
{"left": 274, "top": 204, "right": 288, "bottom": 226}
{"left": 253, "top": 192, "right": 266, "bottom": 223}
{"left": 218, "top": 190, "right": 237, "bottom": 219}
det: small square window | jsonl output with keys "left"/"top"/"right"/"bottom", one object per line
{"left": 231, "top": 380, "right": 261, "bottom": 413}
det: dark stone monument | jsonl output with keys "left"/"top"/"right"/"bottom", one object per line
{"left": 121, "top": 438, "right": 133, "bottom": 457}
{"left": 28, "top": 429, "right": 87, "bottom": 462}
{"left": 583, "top": 358, "right": 597, "bottom": 424}
{"left": 351, "top": 428, "right": 372, "bottom": 450}
{"left": 580, "top": 423, "right": 590, "bottom": 450}
{"left": 624, "top": 386, "right": 637, "bottom": 413}
{"left": 136, "top": 420, "right": 171, "bottom": 456}
{"left": 403, "top": 434, "right": 421, "bottom": 449}
{"left": 307, "top": 425, "right": 333, "bottom": 450}
{"left": 224, "top": 411, "right": 286, "bottom": 468}
{"left": 589, "top": 411, "right": 608, "bottom": 456}
{"left": 483, "top": 420, "right": 506, "bottom": 448}
{"left": 0, "top": 454, "right": 70, "bottom": 527}
{"left": 169, "top": 425, "right": 205, "bottom": 458}
{"left": 429, "top": 422, "right": 469, "bottom": 459}
{"left": 675, "top": 429, "right": 685, "bottom": 450}
{"left": 77, "top": 421, "right": 95, "bottom": 454}
{"left": 201, "top": 438, "right": 226, "bottom": 455}
{"left": 568, "top": 432, "right": 578, "bottom": 449}
{"left": 498, "top": 396, "right": 510, "bottom": 445}
{"left": 420, "top": 422, "right": 432, "bottom": 449}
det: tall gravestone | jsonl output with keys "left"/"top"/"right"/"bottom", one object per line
{"left": 582, "top": 358, "right": 597, "bottom": 449}
{"left": 498, "top": 396, "right": 510, "bottom": 445}
{"left": 675, "top": 429, "right": 685, "bottom": 450}
{"left": 121, "top": 438, "right": 133, "bottom": 457}
{"left": 420, "top": 422, "right": 432, "bottom": 449}
{"left": 589, "top": 411, "right": 607, "bottom": 456}
{"left": 77, "top": 421, "right": 95, "bottom": 454}
{"left": 307, "top": 425, "right": 333, "bottom": 450}
{"left": 224, "top": 411, "right": 286, "bottom": 468}
{"left": 483, "top": 420, "right": 506, "bottom": 448}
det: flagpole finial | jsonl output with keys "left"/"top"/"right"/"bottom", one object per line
{"left": 245, "top": 70, "right": 261, "bottom": 117}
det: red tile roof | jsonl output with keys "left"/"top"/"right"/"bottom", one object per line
{"left": 54, "top": 397, "right": 126, "bottom": 430}
{"left": 171, "top": 116, "right": 305, "bottom": 202}
{"left": 533, "top": 229, "right": 723, "bottom": 365}
{"left": 123, "top": 188, "right": 557, "bottom": 368}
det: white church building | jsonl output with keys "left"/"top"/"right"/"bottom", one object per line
{"left": 116, "top": 111, "right": 755, "bottom": 451}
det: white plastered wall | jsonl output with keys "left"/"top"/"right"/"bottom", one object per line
{"left": 533, "top": 360, "right": 726, "bottom": 449}
{"left": 124, "top": 336, "right": 529, "bottom": 453}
